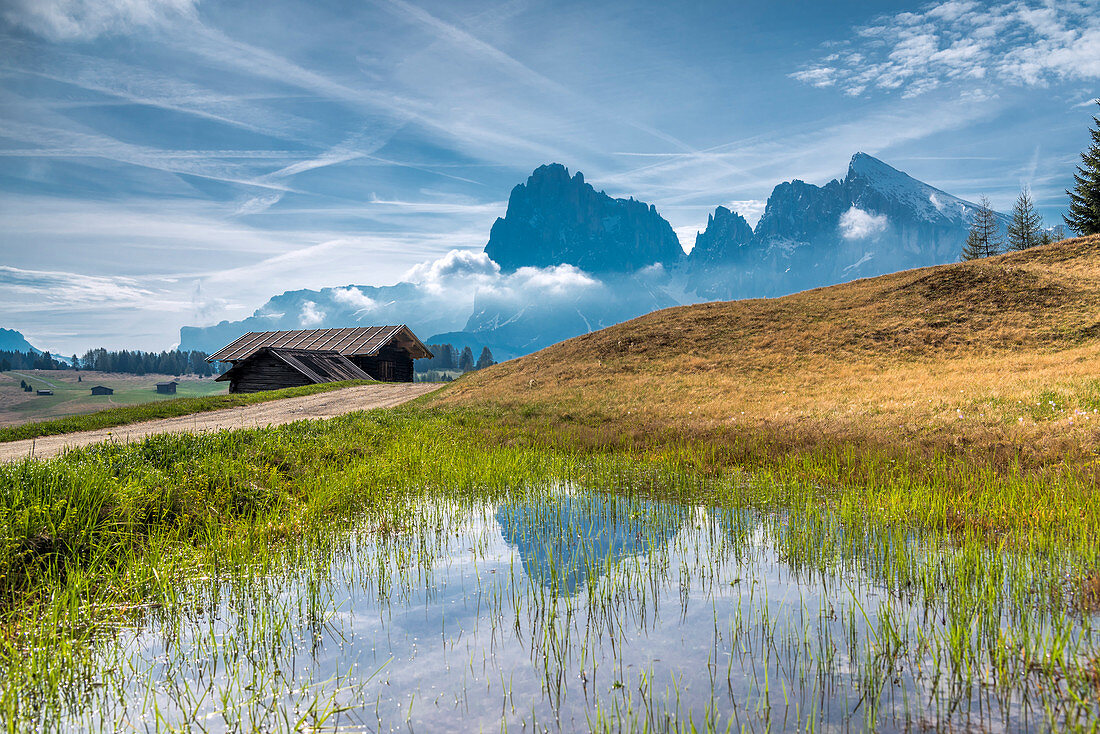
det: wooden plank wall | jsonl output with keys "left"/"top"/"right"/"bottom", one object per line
{"left": 229, "top": 352, "right": 315, "bottom": 393}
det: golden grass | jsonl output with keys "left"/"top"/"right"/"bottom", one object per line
{"left": 434, "top": 236, "right": 1100, "bottom": 470}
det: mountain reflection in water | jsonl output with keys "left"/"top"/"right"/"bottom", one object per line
{"left": 495, "top": 494, "right": 687, "bottom": 594}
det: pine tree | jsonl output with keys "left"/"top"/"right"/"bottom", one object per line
{"left": 961, "top": 196, "right": 1003, "bottom": 260}
{"left": 1006, "top": 188, "right": 1044, "bottom": 250}
{"left": 1065, "top": 100, "right": 1100, "bottom": 235}
{"left": 458, "top": 346, "right": 474, "bottom": 372}
{"left": 475, "top": 347, "right": 495, "bottom": 370}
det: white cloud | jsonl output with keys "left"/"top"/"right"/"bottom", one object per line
{"left": 404, "top": 249, "right": 500, "bottom": 295}
{"left": 507, "top": 265, "right": 599, "bottom": 296}
{"left": 331, "top": 287, "right": 378, "bottom": 314}
{"left": 0, "top": 265, "right": 160, "bottom": 308}
{"left": 727, "top": 199, "right": 767, "bottom": 227}
{"left": 791, "top": 67, "right": 837, "bottom": 88}
{"left": 299, "top": 300, "right": 326, "bottom": 326}
{"left": 234, "top": 193, "right": 283, "bottom": 216}
{"left": 839, "top": 206, "right": 888, "bottom": 239}
{"left": 2, "top": 0, "right": 198, "bottom": 41}
{"left": 791, "top": 0, "right": 1100, "bottom": 98}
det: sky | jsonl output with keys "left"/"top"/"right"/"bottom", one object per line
{"left": 0, "top": 0, "right": 1097, "bottom": 354}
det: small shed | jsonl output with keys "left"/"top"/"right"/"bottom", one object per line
{"left": 208, "top": 326, "right": 433, "bottom": 391}
{"left": 216, "top": 348, "right": 372, "bottom": 394}
{"left": 90, "top": 385, "right": 114, "bottom": 396}
{"left": 155, "top": 381, "right": 177, "bottom": 394}
{"left": 37, "top": 389, "right": 53, "bottom": 396}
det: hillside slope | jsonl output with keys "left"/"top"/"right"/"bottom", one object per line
{"left": 435, "top": 236, "right": 1100, "bottom": 465}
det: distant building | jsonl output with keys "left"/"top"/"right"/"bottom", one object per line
{"left": 208, "top": 325, "right": 433, "bottom": 393}
{"left": 155, "top": 381, "right": 177, "bottom": 394}
{"left": 36, "top": 389, "right": 53, "bottom": 396}
{"left": 90, "top": 385, "right": 113, "bottom": 395}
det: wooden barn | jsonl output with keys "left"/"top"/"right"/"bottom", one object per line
{"left": 90, "top": 385, "right": 114, "bottom": 395}
{"left": 156, "top": 381, "right": 177, "bottom": 394}
{"left": 207, "top": 326, "right": 432, "bottom": 393}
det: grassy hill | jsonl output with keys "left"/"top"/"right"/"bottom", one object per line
{"left": 435, "top": 235, "right": 1100, "bottom": 468}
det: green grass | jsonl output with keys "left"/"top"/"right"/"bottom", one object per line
{"left": 2, "top": 405, "right": 1098, "bottom": 730}
{"left": 0, "top": 380, "right": 371, "bottom": 443}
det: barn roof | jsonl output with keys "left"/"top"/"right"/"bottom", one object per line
{"left": 207, "top": 325, "right": 432, "bottom": 362}
{"left": 215, "top": 347, "right": 373, "bottom": 384}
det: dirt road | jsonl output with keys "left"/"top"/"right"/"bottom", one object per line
{"left": 0, "top": 382, "right": 443, "bottom": 462}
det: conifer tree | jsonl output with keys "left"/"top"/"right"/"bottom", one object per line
{"left": 961, "top": 196, "right": 1003, "bottom": 260}
{"left": 475, "top": 347, "right": 495, "bottom": 370}
{"left": 458, "top": 346, "right": 474, "bottom": 372}
{"left": 1007, "top": 188, "right": 1043, "bottom": 250}
{"left": 1065, "top": 100, "right": 1100, "bottom": 235}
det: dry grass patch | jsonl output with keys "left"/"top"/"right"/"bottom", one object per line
{"left": 436, "top": 236, "right": 1100, "bottom": 469}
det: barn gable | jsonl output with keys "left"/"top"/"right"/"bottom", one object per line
{"left": 216, "top": 348, "right": 372, "bottom": 394}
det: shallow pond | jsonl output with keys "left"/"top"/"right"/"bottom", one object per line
{"left": 36, "top": 490, "right": 1100, "bottom": 732}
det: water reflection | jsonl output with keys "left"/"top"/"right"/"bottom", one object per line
{"left": 496, "top": 494, "right": 685, "bottom": 593}
{"left": 26, "top": 490, "right": 1100, "bottom": 733}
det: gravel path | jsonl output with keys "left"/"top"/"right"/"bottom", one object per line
{"left": 0, "top": 382, "right": 443, "bottom": 462}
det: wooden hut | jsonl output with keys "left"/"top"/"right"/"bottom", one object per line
{"left": 155, "top": 381, "right": 177, "bottom": 394}
{"left": 90, "top": 385, "right": 113, "bottom": 395}
{"left": 208, "top": 326, "right": 432, "bottom": 392}
{"left": 215, "top": 348, "right": 373, "bottom": 394}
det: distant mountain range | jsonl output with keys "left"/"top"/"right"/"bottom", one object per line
{"left": 180, "top": 154, "right": 1005, "bottom": 359}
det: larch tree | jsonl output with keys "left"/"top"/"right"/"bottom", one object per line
{"left": 961, "top": 196, "right": 1003, "bottom": 260}
{"left": 1065, "top": 99, "right": 1100, "bottom": 235}
{"left": 1007, "top": 187, "right": 1044, "bottom": 250}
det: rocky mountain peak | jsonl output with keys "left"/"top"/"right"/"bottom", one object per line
{"left": 687, "top": 206, "right": 754, "bottom": 269}
{"left": 483, "top": 163, "right": 685, "bottom": 273}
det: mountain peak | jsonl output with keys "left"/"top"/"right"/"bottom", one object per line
{"left": 484, "top": 164, "right": 684, "bottom": 273}
{"left": 528, "top": 162, "right": 574, "bottom": 185}
{"left": 847, "top": 152, "right": 907, "bottom": 182}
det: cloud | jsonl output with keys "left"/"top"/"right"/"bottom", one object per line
{"left": 0, "top": 265, "right": 160, "bottom": 308}
{"left": 2, "top": 0, "right": 197, "bottom": 41}
{"left": 790, "top": 0, "right": 1100, "bottom": 98}
{"left": 298, "top": 300, "right": 326, "bottom": 326}
{"left": 404, "top": 249, "right": 501, "bottom": 295}
{"left": 330, "top": 287, "right": 378, "bottom": 314}
{"left": 839, "top": 206, "right": 888, "bottom": 239}
{"left": 234, "top": 193, "right": 284, "bottom": 216}
{"left": 506, "top": 265, "right": 599, "bottom": 296}
{"left": 728, "top": 199, "right": 767, "bottom": 227}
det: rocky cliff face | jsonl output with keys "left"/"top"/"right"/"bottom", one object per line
{"left": 484, "top": 163, "right": 685, "bottom": 273}
{"left": 690, "top": 153, "right": 1005, "bottom": 299}
{"left": 687, "top": 206, "right": 754, "bottom": 271}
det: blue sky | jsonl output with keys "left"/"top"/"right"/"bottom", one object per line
{"left": 0, "top": 0, "right": 1097, "bottom": 352}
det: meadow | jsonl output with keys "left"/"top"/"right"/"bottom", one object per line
{"left": 0, "top": 378, "right": 370, "bottom": 443}
{"left": 1, "top": 406, "right": 1097, "bottom": 731}
{"left": 0, "top": 370, "right": 226, "bottom": 427}
{"left": 2, "top": 237, "right": 1099, "bottom": 731}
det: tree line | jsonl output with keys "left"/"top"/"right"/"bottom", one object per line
{"left": 0, "top": 348, "right": 215, "bottom": 376}
{"left": 0, "top": 350, "right": 66, "bottom": 372}
{"left": 416, "top": 344, "right": 496, "bottom": 373}
{"left": 963, "top": 100, "right": 1100, "bottom": 260}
